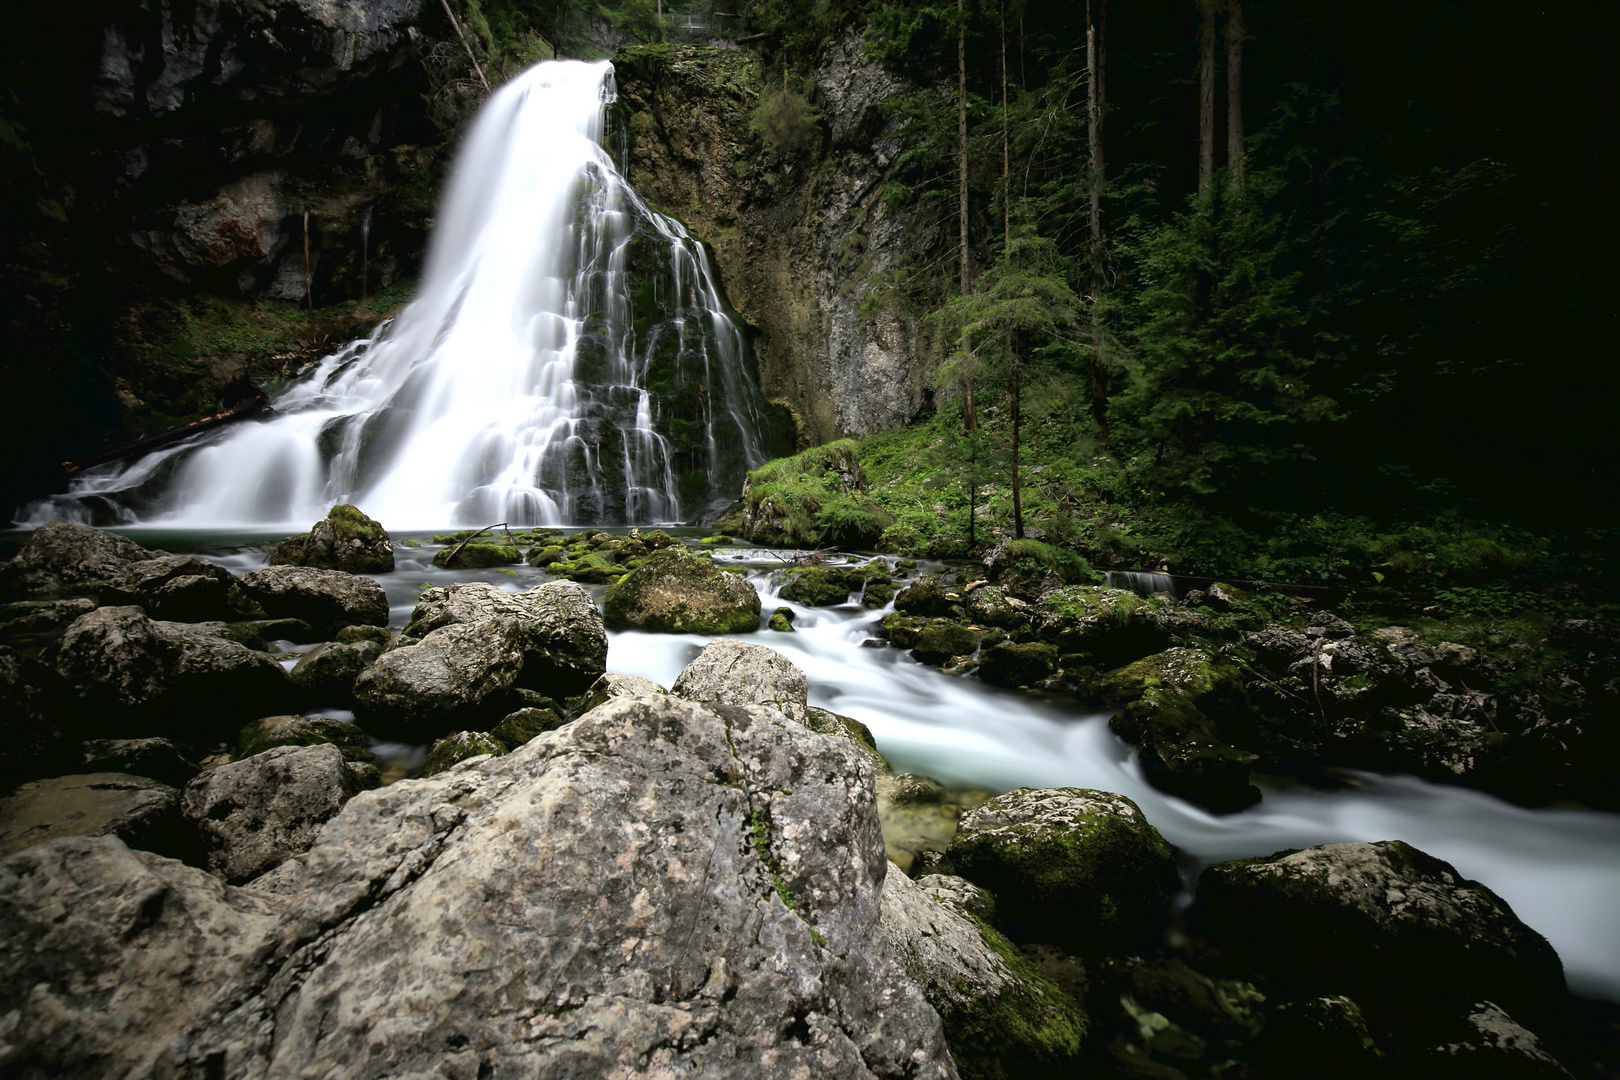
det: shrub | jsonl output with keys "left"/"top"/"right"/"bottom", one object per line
{"left": 751, "top": 87, "right": 822, "bottom": 158}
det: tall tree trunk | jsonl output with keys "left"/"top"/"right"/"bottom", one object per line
{"left": 957, "top": 0, "right": 977, "bottom": 545}
{"left": 1198, "top": 0, "right": 1215, "bottom": 197}
{"left": 1226, "top": 0, "right": 1246, "bottom": 190}
{"left": 1010, "top": 353, "right": 1024, "bottom": 539}
{"left": 1001, "top": 0, "right": 1010, "bottom": 247}
{"left": 1087, "top": 10, "right": 1109, "bottom": 445}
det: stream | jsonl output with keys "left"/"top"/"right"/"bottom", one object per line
{"left": 106, "top": 526, "right": 1620, "bottom": 1004}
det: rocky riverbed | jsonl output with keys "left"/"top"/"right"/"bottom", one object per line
{"left": 1, "top": 516, "right": 1616, "bottom": 1078}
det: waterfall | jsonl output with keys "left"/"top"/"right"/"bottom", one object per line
{"left": 22, "top": 61, "right": 780, "bottom": 530}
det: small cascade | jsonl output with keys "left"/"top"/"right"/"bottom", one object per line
{"left": 360, "top": 206, "right": 372, "bottom": 301}
{"left": 1105, "top": 570, "right": 1177, "bottom": 597}
{"left": 22, "top": 61, "right": 782, "bottom": 530}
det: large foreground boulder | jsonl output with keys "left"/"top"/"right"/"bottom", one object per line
{"left": 270, "top": 504, "right": 394, "bottom": 574}
{"left": 240, "top": 565, "right": 389, "bottom": 637}
{"left": 180, "top": 743, "right": 371, "bottom": 885}
{"left": 54, "top": 606, "right": 298, "bottom": 741}
{"left": 1195, "top": 840, "right": 1571, "bottom": 1043}
{"left": 0, "top": 836, "right": 284, "bottom": 1079}
{"left": 603, "top": 546, "right": 762, "bottom": 634}
{"left": 943, "top": 787, "right": 1181, "bottom": 955}
{"left": 7, "top": 693, "right": 956, "bottom": 1078}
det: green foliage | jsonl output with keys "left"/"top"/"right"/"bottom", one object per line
{"left": 750, "top": 86, "right": 823, "bottom": 158}
{"left": 815, "top": 496, "right": 895, "bottom": 549}
{"left": 1002, "top": 538, "right": 1098, "bottom": 584}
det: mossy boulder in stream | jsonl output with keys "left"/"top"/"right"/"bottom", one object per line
{"left": 911, "top": 623, "right": 979, "bottom": 667}
{"left": 1095, "top": 646, "right": 1261, "bottom": 813}
{"left": 434, "top": 542, "right": 520, "bottom": 569}
{"left": 978, "top": 642, "right": 1058, "bottom": 687}
{"left": 1029, "top": 586, "right": 1169, "bottom": 667}
{"left": 271, "top": 505, "right": 394, "bottom": 574}
{"left": 603, "top": 548, "right": 760, "bottom": 634}
{"left": 943, "top": 787, "right": 1180, "bottom": 956}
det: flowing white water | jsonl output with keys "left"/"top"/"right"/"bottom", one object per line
{"left": 22, "top": 61, "right": 777, "bottom": 530}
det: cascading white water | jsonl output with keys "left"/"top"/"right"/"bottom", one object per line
{"left": 22, "top": 60, "right": 779, "bottom": 530}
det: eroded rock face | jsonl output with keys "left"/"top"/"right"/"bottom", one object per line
{"left": 240, "top": 564, "right": 389, "bottom": 636}
{"left": 158, "top": 694, "right": 956, "bottom": 1078}
{"left": 945, "top": 786, "right": 1181, "bottom": 956}
{"left": 671, "top": 638, "right": 810, "bottom": 721}
{"left": 603, "top": 547, "right": 762, "bottom": 634}
{"left": 181, "top": 743, "right": 366, "bottom": 884}
{"left": 0, "top": 836, "right": 283, "bottom": 1080}
{"left": 55, "top": 606, "right": 298, "bottom": 740}
{"left": 1195, "top": 840, "right": 1569, "bottom": 1041}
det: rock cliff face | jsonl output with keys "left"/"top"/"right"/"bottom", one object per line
{"left": 614, "top": 33, "right": 946, "bottom": 447}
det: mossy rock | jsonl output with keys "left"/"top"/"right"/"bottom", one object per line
{"left": 334, "top": 624, "right": 391, "bottom": 646}
{"left": 780, "top": 566, "right": 866, "bottom": 606}
{"left": 490, "top": 706, "right": 566, "bottom": 750}
{"left": 527, "top": 545, "right": 567, "bottom": 567}
{"left": 1097, "top": 648, "right": 1260, "bottom": 813}
{"left": 912, "top": 623, "right": 980, "bottom": 667}
{"left": 1029, "top": 586, "right": 1168, "bottom": 667}
{"left": 420, "top": 730, "right": 505, "bottom": 777}
{"left": 895, "top": 576, "right": 962, "bottom": 618}
{"left": 602, "top": 548, "right": 761, "bottom": 634}
{"left": 271, "top": 504, "right": 395, "bottom": 574}
{"left": 944, "top": 787, "right": 1180, "bottom": 956}
{"left": 237, "top": 715, "right": 374, "bottom": 762}
{"left": 804, "top": 706, "right": 885, "bottom": 769}
{"left": 879, "top": 611, "right": 924, "bottom": 649}
{"left": 978, "top": 642, "right": 1058, "bottom": 688}
{"left": 551, "top": 552, "right": 628, "bottom": 584}
{"left": 862, "top": 580, "right": 895, "bottom": 608}
{"left": 434, "top": 543, "right": 520, "bottom": 569}
{"left": 768, "top": 608, "right": 795, "bottom": 632}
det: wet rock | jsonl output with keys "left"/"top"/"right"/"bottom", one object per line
{"left": 1029, "top": 586, "right": 1169, "bottom": 667}
{"left": 420, "top": 730, "right": 505, "bottom": 777}
{"left": 270, "top": 504, "right": 394, "bottom": 574}
{"left": 0, "top": 597, "right": 97, "bottom": 636}
{"left": 105, "top": 554, "right": 264, "bottom": 622}
{"left": 155, "top": 693, "right": 956, "bottom": 1078}
{"left": 489, "top": 706, "right": 567, "bottom": 749}
{"left": 911, "top": 623, "right": 979, "bottom": 667}
{"left": 944, "top": 787, "right": 1181, "bottom": 955}
{"left": 55, "top": 606, "right": 298, "bottom": 742}
{"left": 671, "top": 638, "right": 809, "bottom": 721}
{"left": 236, "top": 714, "right": 372, "bottom": 762}
{"left": 1097, "top": 647, "right": 1261, "bottom": 813}
{"left": 602, "top": 547, "right": 761, "bottom": 634}
{"left": 352, "top": 619, "right": 529, "bottom": 741}
{"left": 877, "top": 773, "right": 958, "bottom": 873}
{"left": 0, "top": 835, "right": 282, "bottom": 1080}
{"left": 780, "top": 565, "right": 868, "bottom": 606}
{"left": 574, "top": 671, "right": 667, "bottom": 714}
{"left": 203, "top": 616, "right": 317, "bottom": 648}
{"left": 181, "top": 743, "right": 366, "bottom": 884}
{"left": 1421, "top": 1000, "right": 1575, "bottom": 1079}
{"left": 288, "top": 638, "right": 382, "bottom": 704}
{"left": 965, "top": 584, "right": 1028, "bottom": 630}
{"left": 916, "top": 873, "right": 997, "bottom": 924}
{"left": 805, "top": 706, "right": 886, "bottom": 768}
{"left": 433, "top": 542, "right": 520, "bottom": 568}
{"left": 2, "top": 521, "right": 157, "bottom": 595}
{"left": 241, "top": 565, "right": 389, "bottom": 637}
{"left": 880, "top": 864, "right": 1088, "bottom": 1078}
{"left": 0, "top": 645, "right": 78, "bottom": 791}
{"left": 1247, "top": 994, "right": 1387, "bottom": 1080}
{"left": 769, "top": 606, "right": 796, "bottom": 631}
{"left": 78, "top": 737, "right": 200, "bottom": 787}
{"left": 978, "top": 640, "right": 1058, "bottom": 687}
{"left": 1195, "top": 840, "right": 1570, "bottom": 1042}
{"left": 0, "top": 773, "right": 190, "bottom": 860}
{"left": 333, "top": 623, "right": 391, "bottom": 646}
{"left": 1306, "top": 611, "right": 1358, "bottom": 640}
{"left": 404, "top": 580, "right": 608, "bottom": 695}
{"left": 895, "top": 576, "right": 960, "bottom": 617}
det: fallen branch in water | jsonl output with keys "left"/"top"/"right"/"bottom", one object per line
{"left": 442, "top": 523, "right": 511, "bottom": 566}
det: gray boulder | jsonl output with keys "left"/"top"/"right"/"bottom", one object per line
{"left": 240, "top": 564, "right": 389, "bottom": 636}
{"left": 2, "top": 521, "right": 157, "bottom": 594}
{"left": 0, "top": 772, "right": 190, "bottom": 860}
{"left": 105, "top": 554, "right": 264, "bottom": 622}
{"left": 881, "top": 865, "right": 1087, "bottom": 1078}
{"left": 0, "top": 836, "right": 283, "bottom": 1080}
{"left": 574, "top": 670, "right": 668, "bottom": 714}
{"left": 158, "top": 693, "right": 956, "bottom": 1078}
{"left": 270, "top": 504, "right": 394, "bottom": 574}
{"left": 78, "top": 737, "right": 200, "bottom": 787}
{"left": 0, "top": 597, "right": 97, "bottom": 636}
{"left": 944, "top": 786, "right": 1181, "bottom": 955}
{"left": 288, "top": 638, "right": 382, "bottom": 705}
{"left": 403, "top": 579, "right": 607, "bottom": 694}
{"left": 1422, "top": 1000, "right": 1575, "bottom": 1079}
{"left": 236, "top": 714, "right": 373, "bottom": 762}
{"left": 181, "top": 743, "right": 366, "bottom": 884}
{"left": 54, "top": 606, "right": 298, "bottom": 741}
{"left": 671, "top": 638, "right": 811, "bottom": 721}
{"left": 1195, "top": 840, "right": 1570, "bottom": 1043}
{"left": 353, "top": 619, "right": 530, "bottom": 741}
{"left": 420, "top": 730, "right": 505, "bottom": 776}
{"left": 602, "top": 546, "right": 762, "bottom": 634}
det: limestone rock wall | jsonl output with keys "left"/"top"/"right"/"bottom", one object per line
{"left": 614, "top": 33, "right": 946, "bottom": 447}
